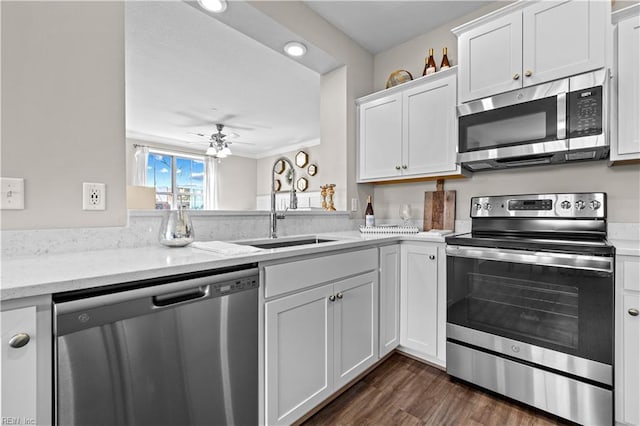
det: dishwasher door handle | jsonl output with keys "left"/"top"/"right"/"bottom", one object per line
{"left": 152, "top": 285, "right": 209, "bottom": 307}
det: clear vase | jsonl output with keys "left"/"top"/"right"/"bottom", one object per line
{"left": 159, "top": 208, "right": 194, "bottom": 247}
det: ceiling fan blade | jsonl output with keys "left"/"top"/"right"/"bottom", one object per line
{"left": 187, "top": 132, "right": 209, "bottom": 138}
{"left": 226, "top": 140, "right": 255, "bottom": 146}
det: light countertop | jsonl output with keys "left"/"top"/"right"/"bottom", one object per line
{"left": 0, "top": 231, "right": 447, "bottom": 301}
{"left": 611, "top": 239, "right": 640, "bottom": 257}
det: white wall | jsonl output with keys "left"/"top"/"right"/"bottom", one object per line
{"left": 216, "top": 155, "right": 257, "bottom": 210}
{"left": 1, "top": 1, "right": 126, "bottom": 230}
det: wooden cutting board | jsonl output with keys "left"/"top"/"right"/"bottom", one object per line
{"left": 423, "top": 180, "right": 456, "bottom": 231}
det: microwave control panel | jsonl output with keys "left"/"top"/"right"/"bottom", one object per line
{"left": 568, "top": 86, "right": 603, "bottom": 138}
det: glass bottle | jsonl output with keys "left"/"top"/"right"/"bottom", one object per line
{"left": 423, "top": 48, "right": 437, "bottom": 75}
{"left": 440, "top": 47, "right": 450, "bottom": 70}
{"left": 365, "top": 195, "right": 375, "bottom": 227}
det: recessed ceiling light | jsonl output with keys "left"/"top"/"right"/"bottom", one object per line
{"left": 197, "top": 0, "right": 227, "bottom": 13}
{"left": 283, "top": 41, "right": 307, "bottom": 57}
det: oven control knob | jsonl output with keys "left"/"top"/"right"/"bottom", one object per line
{"left": 575, "top": 200, "right": 586, "bottom": 210}
{"left": 560, "top": 200, "right": 571, "bottom": 210}
{"left": 474, "top": 203, "right": 482, "bottom": 211}
{"left": 483, "top": 203, "right": 492, "bottom": 211}
{"left": 589, "top": 200, "right": 601, "bottom": 210}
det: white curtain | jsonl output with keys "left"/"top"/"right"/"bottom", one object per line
{"left": 204, "top": 156, "right": 219, "bottom": 210}
{"left": 132, "top": 145, "right": 149, "bottom": 186}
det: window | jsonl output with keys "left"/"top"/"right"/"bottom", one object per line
{"left": 146, "top": 151, "right": 204, "bottom": 210}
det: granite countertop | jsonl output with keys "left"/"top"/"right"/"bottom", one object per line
{"left": 0, "top": 231, "right": 447, "bottom": 301}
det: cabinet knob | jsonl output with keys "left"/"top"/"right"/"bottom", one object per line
{"left": 524, "top": 70, "right": 533, "bottom": 77}
{"left": 328, "top": 295, "right": 336, "bottom": 302}
{"left": 336, "top": 292, "right": 343, "bottom": 300}
{"left": 8, "top": 333, "right": 30, "bottom": 349}
{"left": 512, "top": 73, "right": 520, "bottom": 80}
{"left": 402, "top": 165, "right": 408, "bottom": 169}
{"left": 395, "top": 165, "right": 401, "bottom": 170}
{"left": 429, "top": 255, "right": 435, "bottom": 260}
{"left": 629, "top": 308, "right": 639, "bottom": 317}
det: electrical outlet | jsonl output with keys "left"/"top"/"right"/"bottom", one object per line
{"left": 83, "top": 183, "right": 106, "bottom": 210}
{"left": 351, "top": 198, "right": 359, "bottom": 212}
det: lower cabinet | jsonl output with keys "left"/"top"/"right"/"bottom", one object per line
{"left": 265, "top": 271, "right": 379, "bottom": 425}
{"left": 399, "top": 242, "right": 446, "bottom": 366}
{"left": 615, "top": 254, "right": 640, "bottom": 426}
{"left": 1, "top": 295, "right": 51, "bottom": 426}
{"left": 379, "top": 244, "right": 400, "bottom": 358}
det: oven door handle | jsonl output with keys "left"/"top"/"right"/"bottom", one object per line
{"left": 446, "top": 245, "right": 613, "bottom": 273}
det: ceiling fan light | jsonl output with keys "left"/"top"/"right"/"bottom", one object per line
{"left": 221, "top": 146, "right": 232, "bottom": 156}
{"left": 206, "top": 145, "right": 218, "bottom": 156}
{"left": 197, "top": 0, "right": 227, "bottom": 13}
{"left": 283, "top": 41, "right": 307, "bottom": 57}
{"left": 216, "top": 150, "right": 229, "bottom": 159}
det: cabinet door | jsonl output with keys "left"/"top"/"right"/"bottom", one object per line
{"left": 523, "top": 0, "right": 606, "bottom": 87}
{"left": 400, "top": 244, "right": 439, "bottom": 359}
{"left": 458, "top": 11, "right": 522, "bottom": 102}
{"left": 621, "top": 293, "right": 640, "bottom": 425}
{"left": 1, "top": 306, "right": 37, "bottom": 423}
{"left": 358, "top": 94, "right": 402, "bottom": 181}
{"left": 265, "top": 284, "right": 334, "bottom": 425}
{"left": 379, "top": 245, "right": 400, "bottom": 357}
{"left": 615, "top": 15, "right": 640, "bottom": 159}
{"left": 333, "top": 271, "right": 378, "bottom": 389}
{"left": 403, "top": 73, "right": 458, "bottom": 177}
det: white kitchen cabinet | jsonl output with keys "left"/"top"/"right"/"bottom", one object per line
{"left": 455, "top": 0, "right": 607, "bottom": 103}
{"left": 379, "top": 244, "right": 400, "bottom": 357}
{"left": 357, "top": 68, "right": 462, "bottom": 183}
{"left": 611, "top": 5, "right": 640, "bottom": 163}
{"left": 399, "top": 242, "right": 446, "bottom": 366}
{"left": 1, "top": 295, "right": 51, "bottom": 426}
{"left": 264, "top": 270, "right": 378, "bottom": 425}
{"left": 615, "top": 254, "right": 640, "bottom": 426}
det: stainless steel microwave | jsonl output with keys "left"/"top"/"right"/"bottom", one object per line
{"left": 457, "top": 69, "right": 609, "bottom": 171}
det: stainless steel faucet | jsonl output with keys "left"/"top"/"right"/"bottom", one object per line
{"left": 270, "top": 157, "right": 297, "bottom": 238}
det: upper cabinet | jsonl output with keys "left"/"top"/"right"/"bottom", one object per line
{"left": 357, "top": 68, "right": 463, "bottom": 183}
{"left": 611, "top": 5, "right": 640, "bottom": 163}
{"left": 455, "top": 0, "right": 608, "bottom": 103}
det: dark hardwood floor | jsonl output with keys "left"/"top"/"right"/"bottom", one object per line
{"left": 303, "top": 353, "right": 570, "bottom": 426}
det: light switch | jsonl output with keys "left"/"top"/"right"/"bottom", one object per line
{"left": 1, "top": 177, "right": 25, "bottom": 210}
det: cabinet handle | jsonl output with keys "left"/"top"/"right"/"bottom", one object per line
{"left": 8, "top": 333, "right": 30, "bottom": 349}
{"left": 395, "top": 165, "right": 401, "bottom": 170}
{"left": 512, "top": 73, "right": 520, "bottom": 80}
{"left": 402, "top": 165, "right": 407, "bottom": 169}
{"left": 336, "top": 293, "right": 343, "bottom": 300}
{"left": 429, "top": 255, "right": 435, "bottom": 260}
{"left": 629, "top": 308, "right": 639, "bottom": 317}
{"left": 328, "top": 295, "right": 336, "bottom": 302}
{"left": 525, "top": 70, "right": 533, "bottom": 77}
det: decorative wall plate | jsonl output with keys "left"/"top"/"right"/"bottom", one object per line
{"left": 274, "top": 179, "right": 281, "bottom": 192}
{"left": 296, "top": 177, "right": 309, "bottom": 192}
{"left": 295, "top": 151, "right": 309, "bottom": 168}
{"left": 307, "top": 164, "right": 317, "bottom": 176}
{"left": 274, "top": 159, "right": 285, "bottom": 174}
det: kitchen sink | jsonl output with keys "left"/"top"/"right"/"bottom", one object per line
{"left": 237, "top": 236, "right": 338, "bottom": 249}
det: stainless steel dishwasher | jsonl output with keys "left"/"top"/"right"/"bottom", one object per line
{"left": 53, "top": 265, "right": 259, "bottom": 426}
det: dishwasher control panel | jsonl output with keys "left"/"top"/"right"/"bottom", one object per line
{"left": 212, "top": 275, "right": 259, "bottom": 297}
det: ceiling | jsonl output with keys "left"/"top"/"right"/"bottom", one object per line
{"left": 304, "top": 1, "right": 491, "bottom": 54}
{"left": 125, "top": 1, "right": 490, "bottom": 159}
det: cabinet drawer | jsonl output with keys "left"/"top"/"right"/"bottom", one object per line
{"left": 620, "top": 257, "right": 640, "bottom": 292}
{"left": 264, "top": 248, "right": 378, "bottom": 299}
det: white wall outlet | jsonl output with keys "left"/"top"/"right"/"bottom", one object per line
{"left": 351, "top": 198, "right": 359, "bottom": 212}
{"left": 83, "top": 183, "right": 106, "bottom": 210}
{"left": 0, "top": 177, "right": 25, "bottom": 210}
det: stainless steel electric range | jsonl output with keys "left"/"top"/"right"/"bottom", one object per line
{"left": 445, "top": 193, "right": 614, "bottom": 425}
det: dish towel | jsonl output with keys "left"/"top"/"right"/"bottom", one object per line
{"left": 191, "top": 241, "right": 263, "bottom": 256}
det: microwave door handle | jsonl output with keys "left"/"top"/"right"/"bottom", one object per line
{"left": 446, "top": 245, "right": 612, "bottom": 273}
{"left": 557, "top": 92, "right": 567, "bottom": 140}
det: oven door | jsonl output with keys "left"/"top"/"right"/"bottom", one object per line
{"left": 446, "top": 245, "right": 613, "bottom": 384}
{"left": 457, "top": 78, "right": 568, "bottom": 170}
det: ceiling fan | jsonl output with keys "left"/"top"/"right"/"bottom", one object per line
{"left": 187, "top": 123, "right": 250, "bottom": 158}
